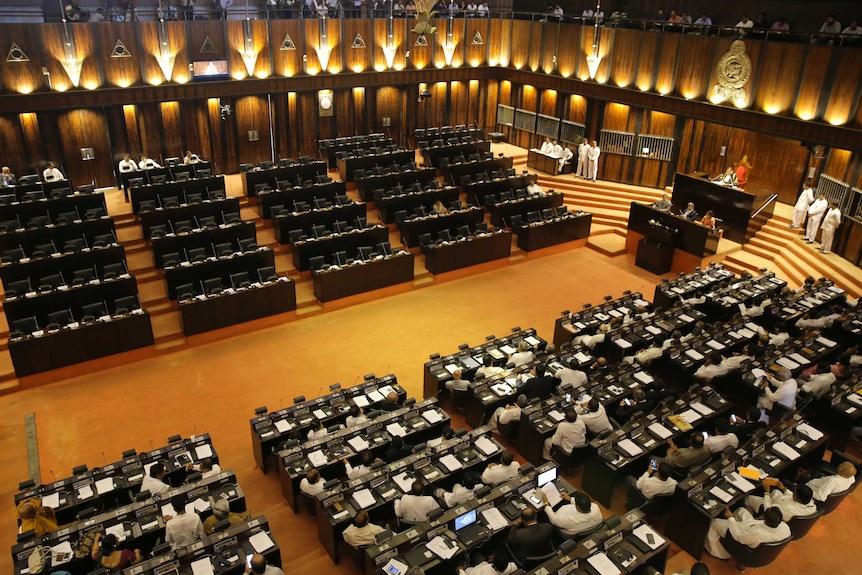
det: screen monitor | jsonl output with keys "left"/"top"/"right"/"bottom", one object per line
{"left": 191, "top": 60, "right": 229, "bottom": 80}
{"left": 454, "top": 509, "right": 477, "bottom": 531}
{"left": 536, "top": 466, "right": 558, "bottom": 487}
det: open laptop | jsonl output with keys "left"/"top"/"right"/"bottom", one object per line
{"left": 454, "top": 508, "right": 489, "bottom": 548}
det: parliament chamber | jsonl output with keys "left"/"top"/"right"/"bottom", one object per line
{"left": 1, "top": 5, "right": 862, "bottom": 575}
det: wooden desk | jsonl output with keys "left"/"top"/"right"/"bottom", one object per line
{"left": 179, "top": 278, "right": 297, "bottom": 336}
{"left": 312, "top": 252, "right": 414, "bottom": 302}
{"left": 422, "top": 230, "right": 512, "bottom": 274}
{"left": 150, "top": 221, "right": 257, "bottom": 268}
{"left": 291, "top": 226, "right": 389, "bottom": 271}
{"left": 119, "top": 162, "right": 212, "bottom": 192}
{"left": 257, "top": 180, "right": 347, "bottom": 219}
{"left": 138, "top": 196, "right": 240, "bottom": 239}
{"left": 241, "top": 162, "right": 328, "bottom": 197}
{"left": 354, "top": 166, "right": 437, "bottom": 202}
{"left": 397, "top": 207, "right": 485, "bottom": 248}
{"left": 164, "top": 248, "right": 276, "bottom": 300}
{"left": 129, "top": 174, "right": 224, "bottom": 214}
{"left": 0, "top": 216, "right": 116, "bottom": 254}
{"left": 515, "top": 213, "right": 591, "bottom": 250}
{"left": 464, "top": 175, "right": 532, "bottom": 207}
{"left": 8, "top": 310, "right": 154, "bottom": 377}
{"left": 4, "top": 275, "right": 139, "bottom": 325}
{"left": 376, "top": 186, "right": 461, "bottom": 224}
{"left": 442, "top": 156, "right": 514, "bottom": 187}
{"left": 0, "top": 191, "right": 106, "bottom": 224}
{"left": 0, "top": 179, "right": 74, "bottom": 202}
{"left": 337, "top": 150, "right": 415, "bottom": 182}
{"left": 272, "top": 202, "right": 366, "bottom": 243}
{"left": 0, "top": 244, "right": 126, "bottom": 289}
{"left": 487, "top": 192, "right": 564, "bottom": 228}
{"left": 320, "top": 135, "right": 390, "bottom": 168}
{"left": 527, "top": 149, "right": 570, "bottom": 175}
{"left": 420, "top": 140, "right": 491, "bottom": 167}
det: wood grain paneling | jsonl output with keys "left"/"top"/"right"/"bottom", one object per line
{"left": 432, "top": 17, "right": 464, "bottom": 69}
{"left": 235, "top": 95, "right": 272, "bottom": 165}
{"left": 539, "top": 89, "right": 557, "bottom": 117}
{"left": 823, "top": 50, "right": 862, "bottom": 127}
{"left": 675, "top": 34, "right": 715, "bottom": 100}
{"left": 464, "top": 18, "right": 488, "bottom": 68}
{"left": 159, "top": 101, "right": 183, "bottom": 158}
{"left": 539, "top": 19, "right": 559, "bottom": 74}
{"left": 643, "top": 110, "right": 675, "bottom": 137}
{"left": 794, "top": 45, "right": 832, "bottom": 121}
{"left": 511, "top": 20, "right": 531, "bottom": 70}
{"left": 0, "top": 24, "right": 47, "bottom": 95}
{"left": 481, "top": 79, "right": 499, "bottom": 132}
{"left": 96, "top": 22, "right": 140, "bottom": 88}
{"left": 343, "top": 18, "right": 371, "bottom": 73}
{"left": 179, "top": 100, "right": 212, "bottom": 163}
{"left": 18, "top": 113, "right": 43, "bottom": 168}
{"left": 137, "top": 21, "right": 189, "bottom": 85}
{"left": 654, "top": 32, "right": 680, "bottom": 95}
{"left": 123, "top": 104, "right": 140, "bottom": 154}
{"left": 269, "top": 19, "right": 304, "bottom": 77}
{"left": 609, "top": 28, "right": 640, "bottom": 89}
{"left": 136, "top": 103, "right": 163, "bottom": 163}
{"left": 753, "top": 41, "right": 805, "bottom": 115}
{"left": 565, "top": 94, "right": 588, "bottom": 125}
{"left": 187, "top": 20, "right": 227, "bottom": 61}
{"left": 554, "top": 22, "right": 579, "bottom": 79}
{"left": 375, "top": 86, "right": 403, "bottom": 141}
{"left": 40, "top": 23, "right": 100, "bottom": 91}
{"left": 56, "top": 109, "right": 113, "bottom": 187}
{"left": 823, "top": 149, "right": 852, "bottom": 182}
{"left": 227, "top": 19, "right": 271, "bottom": 80}
{"left": 487, "top": 17, "right": 508, "bottom": 67}
{"left": 0, "top": 115, "right": 26, "bottom": 175}
{"left": 634, "top": 30, "right": 658, "bottom": 91}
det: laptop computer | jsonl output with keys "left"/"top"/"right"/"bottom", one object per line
{"left": 454, "top": 508, "right": 489, "bottom": 547}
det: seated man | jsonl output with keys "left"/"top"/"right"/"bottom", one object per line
{"left": 520, "top": 364, "right": 557, "bottom": 400}
{"left": 307, "top": 421, "right": 329, "bottom": 441}
{"left": 427, "top": 425, "right": 455, "bottom": 449}
{"left": 165, "top": 493, "right": 205, "bottom": 549}
{"left": 379, "top": 391, "right": 401, "bottom": 412}
{"left": 457, "top": 551, "right": 517, "bottom": 575}
{"left": 248, "top": 553, "right": 284, "bottom": 575}
{"left": 434, "top": 471, "right": 481, "bottom": 508}
{"left": 681, "top": 202, "right": 699, "bottom": 221}
{"left": 445, "top": 369, "right": 470, "bottom": 392}
{"left": 299, "top": 469, "right": 325, "bottom": 496}
{"left": 806, "top": 461, "right": 857, "bottom": 502}
{"left": 745, "top": 481, "right": 816, "bottom": 521}
{"left": 394, "top": 480, "right": 440, "bottom": 523}
{"left": 800, "top": 361, "right": 837, "bottom": 397}
{"left": 580, "top": 398, "right": 613, "bottom": 435}
{"left": 141, "top": 462, "right": 171, "bottom": 495}
{"left": 662, "top": 434, "right": 710, "bottom": 473}
{"left": 481, "top": 450, "right": 520, "bottom": 485}
{"left": 705, "top": 506, "right": 790, "bottom": 559}
{"left": 694, "top": 352, "right": 731, "bottom": 383}
{"left": 730, "top": 406, "right": 767, "bottom": 442}
{"left": 652, "top": 193, "right": 672, "bottom": 212}
{"left": 344, "top": 452, "right": 376, "bottom": 480}
{"left": 633, "top": 461, "right": 677, "bottom": 500}
{"left": 506, "top": 508, "right": 555, "bottom": 565}
{"left": 186, "top": 457, "right": 221, "bottom": 479}
{"left": 203, "top": 499, "right": 246, "bottom": 534}
{"left": 342, "top": 510, "right": 385, "bottom": 549}
{"left": 489, "top": 394, "right": 528, "bottom": 433}
{"left": 475, "top": 355, "right": 505, "bottom": 380}
{"left": 756, "top": 367, "right": 797, "bottom": 417}
{"left": 542, "top": 491, "right": 603, "bottom": 538}
{"left": 509, "top": 341, "right": 535, "bottom": 367}
{"left": 704, "top": 418, "right": 739, "bottom": 453}
{"left": 554, "top": 358, "right": 587, "bottom": 388}
{"left": 615, "top": 388, "right": 655, "bottom": 422}
{"left": 543, "top": 409, "right": 586, "bottom": 460}
{"left": 384, "top": 436, "right": 413, "bottom": 462}
{"left": 16, "top": 500, "right": 58, "bottom": 536}
{"left": 345, "top": 404, "right": 369, "bottom": 427}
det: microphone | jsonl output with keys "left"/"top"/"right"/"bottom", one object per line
{"left": 317, "top": 386, "right": 323, "bottom": 398}
{"left": 193, "top": 424, "right": 198, "bottom": 438}
{"left": 280, "top": 398, "right": 283, "bottom": 410}
{"left": 102, "top": 452, "right": 108, "bottom": 465}
{"left": 149, "top": 440, "right": 155, "bottom": 451}
{"left": 50, "top": 470, "right": 56, "bottom": 481}
{"left": 383, "top": 364, "right": 391, "bottom": 376}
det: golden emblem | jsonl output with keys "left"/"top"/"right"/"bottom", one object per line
{"left": 711, "top": 40, "right": 752, "bottom": 107}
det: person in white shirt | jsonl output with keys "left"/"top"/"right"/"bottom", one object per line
{"left": 141, "top": 463, "right": 171, "bottom": 495}
{"left": 795, "top": 305, "right": 842, "bottom": 329}
{"left": 446, "top": 369, "right": 470, "bottom": 392}
{"left": 736, "top": 15, "right": 754, "bottom": 29}
{"left": 458, "top": 553, "right": 517, "bottom": 575}
{"left": 582, "top": 8, "right": 593, "bottom": 19}
{"left": 475, "top": 355, "right": 504, "bottom": 380}
{"left": 555, "top": 358, "right": 587, "bottom": 388}
{"left": 481, "top": 450, "right": 520, "bottom": 485}
{"left": 342, "top": 510, "right": 385, "bottom": 549}
{"left": 575, "top": 140, "right": 590, "bottom": 178}
{"left": 539, "top": 137, "right": 553, "bottom": 154}
{"left": 248, "top": 553, "right": 284, "bottom": 575}
{"left": 580, "top": 398, "right": 613, "bottom": 435}
{"left": 476, "top": 2, "right": 488, "bottom": 17}
{"left": 804, "top": 193, "right": 828, "bottom": 243}
{"left": 756, "top": 367, "right": 797, "bottom": 414}
{"left": 704, "top": 418, "right": 739, "bottom": 453}
{"left": 509, "top": 341, "right": 535, "bottom": 367}
{"left": 768, "top": 322, "right": 790, "bottom": 346}
{"left": 183, "top": 150, "right": 201, "bottom": 164}
{"left": 139, "top": 154, "right": 162, "bottom": 170}
{"left": 427, "top": 426, "right": 455, "bottom": 449}
{"left": 165, "top": 493, "right": 205, "bottom": 549}
{"left": 551, "top": 140, "right": 563, "bottom": 158}
{"left": 434, "top": 472, "right": 481, "bottom": 508}
{"left": 489, "top": 394, "right": 527, "bottom": 432}
{"left": 542, "top": 491, "right": 602, "bottom": 537}
{"left": 634, "top": 461, "right": 678, "bottom": 500}
{"left": 394, "top": 481, "right": 440, "bottom": 523}
{"left": 558, "top": 145, "right": 573, "bottom": 172}
{"left": 818, "top": 202, "right": 841, "bottom": 254}
{"left": 694, "top": 352, "right": 731, "bottom": 383}
{"left": 42, "top": 162, "right": 64, "bottom": 182}
{"left": 745, "top": 482, "right": 817, "bottom": 521}
{"left": 299, "top": 469, "right": 325, "bottom": 496}
{"left": 791, "top": 182, "right": 814, "bottom": 228}
{"left": 307, "top": 421, "right": 329, "bottom": 441}
{"left": 800, "top": 361, "right": 836, "bottom": 396}
{"left": 186, "top": 457, "right": 221, "bottom": 479}
{"left": 705, "top": 506, "right": 790, "bottom": 559}
{"left": 543, "top": 410, "right": 586, "bottom": 459}
{"left": 118, "top": 153, "right": 139, "bottom": 173}
{"left": 345, "top": 405, "right": 369, "bottom": 427}
{"left": 806, "top": 461, "right": 856, "bottom": 502}
{"left": 343, "top": 452, "right": 375, "bottom": 480}
{"left": 586, "top": 140, "right": 600, "bottom": 181}
{"left": 526, "top": 180, "right": 544, "bottom": 196}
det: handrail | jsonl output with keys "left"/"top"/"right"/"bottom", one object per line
{"left": 750, "top": 193, "right": 779, "bottom": 219}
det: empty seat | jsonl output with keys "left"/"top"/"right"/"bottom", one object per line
{"left": 258, "top": 266, "right": 277, "bottom": 282}
{"left": 203, "top": 277, "right": 223, "bottom": 295}
{"left": 238, "top": 238, "right": 257, "bottom": 252}
{"left": 214, "top": 242, "right": 234, "bottom": 257}
{"left": 357, "top": 246, "right": 373, "bottom": 261}
{"left": 230, "top": 272, "right": 251, "bottom": 289}
{"left": 11, "top": 316, "right": 39, "bottom": 336}
{"left": 149, "top": 225, "right": 167, "bottom": 239}
{"left": 91, "top": 233, "right": 115, "bottom": 247}
{"left": 308, "top": 256, "right": 327, "bottom": 271}
{"left": 81, "top": 301, "right": 107, "bottom": 322}
{"left": 72, "top": 268, "right": 97, "bottom": 283}
{"left": 270, "top": 204, "right": 288, "bottom": 217}
{"left": 102, "top": 263, "right": 126, "bottom": 279}
{"left": 114, "top": 295, "right": 138, "bottom": 313}
{"left": 173, "top": 220, "right": 193, "bottom": 233}
{"left": 176, "top": 283, "right": 196, "bottom": 300}
{"left": 39, "top": 273, "right": 64, "bottom": 291}
{"left": 6, "top": 278, "right": 32, "bottom": 297}
{"left": 161, "top": 196, "right": 179, "bottom": 209}
{"left": 186, "top": 247, "right": 207, "bottom": 262}
{"left": 46, "top": 308, "right": 73, "bottom": 329}
{"left": 376, "top": 242, "right": 392, "bottom": 256}
{"left": 222, "top": 211, "right": 241, "bottom": 225}
{"left": 333, "top": 251, "right": 347, "bottom": 265}
{"left": 161, "top": 252, "right": 181, "bottom": 267}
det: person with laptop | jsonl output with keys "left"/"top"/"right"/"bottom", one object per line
{"left": 506, "top": 508, "right": 555, "bottom": 565}
{"left": 542, "top": 409, "right": 586, "bottom": 460}
{"left": 456, "top": 550, "right": 518, "bottom": 575}
{"left": 481, "top": 450, "right": 520, "bottom": 485}
{"left": 541, "top": 491, "right": 602, "bottom": 537}
{"left": 342, "top": 510, "right": 386, "bottom": 549}
{"left": 164, "top": 493, "right": 205, "bottom": 549}
{"left": 246, "top": 553, "right": 284, "bottom": 575}
{"left": 141, "top": 462, "right": 171, "bottom": 495}
{"left": 394, "top": 480, "right": 440, "bottom": 523}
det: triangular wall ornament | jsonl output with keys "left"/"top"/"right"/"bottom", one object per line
{"left": 280, "top": 33, "right": 296, "bottom": 50}
{"left": 6, "top": 42, "right": 29, "bottom": 62}
{"left": 200, "top": 36, "right": 217, "bottom": 54}
{"left": 415, "top": 35, "right": 428, "bottom": 47}
{"left": 471, "top": 31, "right": 484, "bottom": 45}
{"left": 111, "top": 39, "right": 131, "bottom": 58}
{"left": 351, "top": 34, "right": 366, "bottom": 48}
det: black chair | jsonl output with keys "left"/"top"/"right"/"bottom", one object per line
{"left": 173, "top": 219, "right": 193, "bottom": 233}
{"left": 39, "top": 273, "right": 64, "bottom": 291}
{"left": 27, "top": 215, "right": 50, "bottom": 228}
{"left": 186, "top": 192, "right": 202, "bottom": 204}
{"left": 312, "top": 224, "right": 328, "bottom": 238}
{"left": 376, "top": 242, "right": 392, "bottom": 256}
{"left": 293, "top": 200, "right": 309, "bottom": 212}
{"left": 63, "top": 238, "right": 85, "bottom": 253}
{"left": 271, "top": 204, "right": 288, "bottom": 217}
{"left": 355, "top": 216, "right": 367, "bottom": 229}
{"left": 72, "top": 267, "right": 97, "bottom": 284}
{"left": 300, "top": 492, "right": 318, "bottom": 517}
{"left": 394, "top": 210, "right": 409, "bottom": 222}
{"left": 357, "top": 246, "right": 373, "bottom": 261}
{"left": 113, "top": 295, "right": 138, "bottom": 314}
{"left": 230, "top": 272, "right": 251, "bottom": 289}
{"left": 309, "top": 256, "right": 327, "bottom": 271}
{"left": 413, "top": 206, "right": 427, "bottom": 218}
{"left": 0, "top": 217, "right": 20, "bottom": 232}
{"left": 186, "top": 247, "right": 207, "bottom": 263}
{"left": 418, "top": 233, "right": 433, "bottom": 247}
{"left": 198, "top": 216, "right": 217, "bottom": 229}
{"left": 203, "top": 278, "right": 223, "bottom": 295}
{"left": 720, "top": 532, "right": 792, "bottom": 569}
{"left": 56, "top": 211, "right": 79, "bottom": 225}
{"left": 32, "top": 241, "right": 58, "bottom": 258}
{"left": 138, "top": 200, "right": 156, "bottom": 213}
{"left": 333, "top": 220, "right": 347, "bottom": 233}
{"left": 2, "top": 247, "right": 25, "bottom": 262}
{"left": 333, "top": 251, "right": 347, "bottom": 265}
{"left": 437, "top": 229, "right": 452, "bottom": 243}
{"left": 527, "top": 211, "right": 541, "bottom": 223}
{"left": 81, "top": 301, "right": 107, "bottom": 323}
{"left": 176, "top": 283, "right": 196, "bottom": 300}
{"left": 551, "top": 445, "right": 591, "bottom": 472}
{"left": 788, "top": 509, "right": 823, "bottom": 539}
{"left": 11, "top": 316, "right": 39, "bottom": 336}
{"left": 222, "top": 211, "right": 241, "bottom": 225}
{"left": 161, "top": 251, "right": 181, "bottom": 267}
{"left": 508, "top": 214, "right": 522, "bottom": 228}
{"left": 542, "top": 208, "right": 555, "bottom": 220}
{"left": 102, "top": 262, "right": 126, "bottom": 279}
{"left": 208, "top": 188, "right": 224, "bottom": 199}
{"left": 288, "top": 229, "right": 306, "bottom": 244}
{"left": 238, "top": 238, "right": 257, "bottom": 252}
{"left": 6, "top": 278, "right": 32, "bottom": 297}
{"left": 161, "top": 196, "right": 179, "bottom": 209}
{"left": 483, "top": 194, "right": 497, "bottom": 206}
{"left": 91, "top": 233, "right": 115, "bottom": 247}
{"left": 46, "top": 308, "right": 74, "bottom": 329}
{"left": 258, "top": 266, "right": 278, "bottom": 282}
{"left": 149, "top": 224, "right": 167, "bottom": 239}
{"left": 335, "top": 194, "right": 349, "bottom": 205}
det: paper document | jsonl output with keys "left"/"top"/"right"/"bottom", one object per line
{"left": 795, "top": 423, "right": 823, "bottom": 441}
{"left": 634, "top": 371, "right": 654, "bottom": 384}
{"left": 679, "top": 409, "right": 702, "bottom": 424}
{"left": 95, "top": 477, "right": 115, "bottom": 495}
{"left": 307, "top": 450, "right": 328, "bottom": 467}
{"left": 608, "top": 309, "right": 623, "bottom": 318}
{"left": 313, "top": 409, "right": 327, "bottom": 420}
{"left": 633, "top": 524, "right": 665, "bottom": 549}
{"left": 249, "top": 530, "right": 275, "bottom": 553}
{"left": 685, "top": 349, "right": 704, "bottom": 361}
{"left": 438, "top": 454, "right": 463, "bottom": 472}
{"left": 789, "top": 353, "right": 810, "bottom": 366}
{"left": 737, "top": 328, "right": 756, "bottom": 339}
{"left": 751, "top": 368, "right": 769, "bottom": 380}
{"left": 161, "top": 503, "right": 177, "bottom": 517}
{"left": 726, "top": 472, "right": 755, "bottom": 493}
{"left": 587, "top": 552, "right": 621, "bottom": 575}
{"left": 383, "top": 558, "right": 408, "bottom": 575}
{"left": 347, "top": 436, "right": 370, "bottom": 451}
{"left": 541, "top": 482, "right": 562, "bottom": 508}
{"left": 379, "top": 385, "right": 396, "bottom": 397}
{"left": 547, "top": 409, "right": 565, "bottom": 422}
{"left": 690, "top": 402, "right": 714, "bottom": 416}
{"left": 615, "top": 338, "right": 632, "bottom": 349}
{"left": 386, "top": 423, "right": 407, "bottom": 437}
{"left": 500, "top": 345, "right": 517, "bottom": 355}
{"left": 617, "top": 439, "right": 643, "bottom": 457}
{"left": 353, "top": 395, "right": 370, "bottom": 408}
{"left": 679, "top": 314, "right": 694, "bottom": 322}
{"left": 191, "top": 557, "right": 215, "bottom": 575}
{"left": 474, "top": 436, "right": 498, "bottom": 456}
{"left": 422, "top": 410, "right": 443, "bottom": 424}
{"left": 366, "top": 390, "right": 384, "bottom": 402}
{"left": 776, "top": 357, "right": 800, "bottom": 370}
{"left": 105, "top": 523, "right": 126, "bottom": 542}
{"left": 772, "top": 441, "right": 800, "bottom": 460}
{"left": 481, "top": 507, "right": 509, "bottom": 531}
{"left": 645, "top": 325, "right": 662, "bottom": 335}
{"left": 816, "top": 336, "right": 837, "bottom": 347}
{"left": 50, "top": 541, "right": 74, "bottom": 567}
{"left": 848, "top": 394, "right": 862, "bottom": 407}
{"left": 427, "top": 536, "right": 458, "bottom": 560}
{"left": 525, "top": 336, "right": 541, "bottom": 346}
{"left": 190, "top": 498, "right": 210, "bottom": 512}
{"left": 195, "top": 444, "right": 214, "bottom": 459}
{"left": 706, "top": 340, "right": 725, "bottom": 350}
{"left": 574, "top": 352, "right": 592, "bottom": 363}
{"left": 393, "top": 472, "right": 414, "bottom": 493}
{"left": 352, "top": 488, "right": 376, "bottom": 509}
{"left": 648, "top": 423, "right": 673, "bottom": 439}
{"left": 78, "top": 485, "right": 94, "bottom": 500}
{"left": 274, "top": 419, "right": 293, "bottom": 433}
{"left": 709, "top": 486, "right": 733, "bottom": 502}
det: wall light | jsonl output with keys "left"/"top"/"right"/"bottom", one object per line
{"left": 240, "top": 18, "right": 259, "bottom": 77}
{"left": 315, "top": 16, "right": 332, "bottom": 72}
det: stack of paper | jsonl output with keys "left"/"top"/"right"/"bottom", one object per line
{"left": 274, "top": 419, "right": 293, "bottom": 433}
{"left": 789, "top": 353, "right": 810, "bottom": 365}
{"left": 547, "top": 409, "right": 565, "bottom": 422}
{"left": 313, "top": 409, "right": 328, "bottom": 420}
{"left": 474, "top": 437, "right": 498, "bottom": 456}
{"left": 690, "top": 402, "right": 714, "bottom": 416}
{"left": 348, "top": 436, "right": 370, "bottom": 451}
{"left": 366, "top": 390, "right": 384, "bottom": 402}
{"left": 481, "top": 507, "right": 509, "bottom": 531}
{"left": 427, "top": 536, "right": 458, "bottom": 560}
{"left": 617, "top": 439, "right": 643, "bottom": 457}
{"left": 393, "top": 472, "right": 415, "bottom": 492}
{"left": 615, "top": 338, "right": 632, "bottom": 349}
{"left": 422, "top": 410, "right": 443, "bottom": 424}
{"left": 633, "top": 524, "right": 665, "bottom": 550}
{"left": 776, "top": 357, "right": 800, "bottom": 370}
{"left": 353, "top": 395, "right": 370, "bottom": 408}
{"left": 706, "top": 340, "right": 726, "bottom": 350}
{"left": 634, "top": 371, "right": 654, "bottom": 384}
{"left": 95, "top": 477, "right": 115, "bottom": 495}
{"left": 587, "top": 552, "right": 621, "bottom": 575}
{"left": 541, "top": 483, "right": 562, "bottom": 507}
{"left": 648, "top": 423, "right": 673, "bottom": 439}
{"left": 725, "top": 472, "right": 755, "bottom": 493}
{"left": 795, "top": 423, "right": 823, "bottom": 441}
{"left": 191, "top": 557, "right": 215, "bottom": 575}
{"left": 500, "top": 344, "right": 517, "bottom": 355}
{"left": 195, "top": 444, "right": 214, "bottom": 459}
{"left": 105, "top": 523, "right": 126, "bottom": 542}
{"left": 438, "top": 454, "right": 463, "bottom": 472}
{"left": 574, "top": 352, "right": 592, "bottom": 363}
{"left": 386, "top": 423, "right": 407, "bottom": 437}
{"left": 685, "top": 349, "right": 704, "bottom": 361}
{"left": 772, "top": 442, "right": 800, "bottom": 460}
{"left": 679, "top": 409, "right": 702, "bottom": 424}
{"left": 307, "top": 450, "right": 329, "bottom": 467}
{"left": 189, "top": 498, "right": 210, "bottom": 512}
{"left": 352, "top": 488, "right": 376, "bottom": 509}
{"left": 709, "top": 486, "right": 733, "bottom": 502}
{"left": 249, "top": 531, "right": 275, "bottom": 552}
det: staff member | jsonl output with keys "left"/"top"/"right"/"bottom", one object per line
{"left": 42, "top": 162, "right": 64, "bottom": 182}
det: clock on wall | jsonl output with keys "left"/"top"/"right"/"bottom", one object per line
{"left": 318, "top": 90, "right": 333, "bottom": 116}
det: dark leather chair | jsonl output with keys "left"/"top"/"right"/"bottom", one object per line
{"left": 300, "top": 492, "right": 317, "bottom": 517}
{"left": 818, "top": 484, "right": 855, "bottom": 515}
{"left": 551, "top": 445, "right": 591, "bottom": 472}
{"left": 497, "top": 419, "right": 520, "bottom": 443}
{"left": 788, "top": 509, "right": 823, "bottom": 539}
{"left": 720, "top": 532, "right": 792, "bottom": 569}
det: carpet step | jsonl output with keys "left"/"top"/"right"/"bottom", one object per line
{"left": 588, "top": 233, "right": 628, "bottom": 256}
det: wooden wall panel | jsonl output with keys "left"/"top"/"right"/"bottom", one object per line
{"left": 449, "top": 81, "right": 469, "bottom": 128}
{"left": 823, "top": 50, "right": 862, "bottom": 127}
{"left": 123, "top": 105, "right": 141, "bottom": 155}
{"left": 0, "top": 115, "right": 26, "bottom": 176}
{"left": 235, "top": 95, "right": 272, "bottom": 165}
{"left": 675, "top": 34, "right": 714, "bottom": 100}
{"left": 487, "top": 17, "right": 508, "bottom": 67}
{"left": 464, "top": 18, "right": 488, "bottom": 68}
{"left": 654, "top": 33, "right": 680, "bottom": 95}
{"left": 136, "top": 103, "right": 164, "bottom": 163}
{"left": 539, "top": 20, "right": 559, "bottom": 74}
{"left": 609, "top": 28, "right": 640, "bottom": 89}
{"left": 823, "top": 149, "right": 853, "bottom": 182}
{"left": 137, "top": 21, "right": 189, "bottom": 86}
{"left": 409, "top": 24, "right": 432, "bottom": 71}
{"left": 600, "top": 103, "right": 633, "bottom": 183}
{"left": 794, "top": 46, "right": 831, "bottom": 121}
{"left": 539, "top": 89, "right": 557, "bottom": 117}
{"left": 434, "top": 18, "right": 465, "bottom": 69}
{"left": 0, "top": 24, "right": 47, "bottom": 95}
{"left": 753, "top": 41, "right": 805, "bottom": 115}
{"left": 634, "top": 31, "right": 658, "bottom": 91}
{"left": 227, "top": 19, "right": 271, "bottom": 80}
{"left": 40, "top": 23, "right": 100, "bottom": 91}
{"left": 481, "top": 79, "right": 499, "bottom": 132}
{"left": 564, "top": 94, "right": 588, "bottom": 125}
{"left": 269, "top": 19, "right": 304, "bottom": 77}
{"left": 375, "top": 86, "right": 403, "bottom": 142}
{"left": 555, "top": 22, "right": 579, "bottom": 79}
{"left": 159, "top": 101, "right": 183, "bottom": 159}
{"left": 179, "top": 100, "right": 213, "bottom": 164}
{"left": 342, "top": 18, "right": 371, "bottom": 73}
{"left": 371, "top": 17, "right": 405, "bottom": 72}
{"left": 18, "top": 113, "right": 43, "bottom": 169}
{"left": 297, "top": 91, "right": 319, "bottom": 156}
{"left": 206, "top": 97, "right": 227, "bottom": 173}
{"left": 187, "top": 20, "right": 227, "bottom": 61}
{"left": 643, "top": 110, "right": 675, "bottom": 137}
{"left": 602, "top": 102, "right": 631, "bottom": 132}
{"left": 55, "top": 109, "right": 113, "bottom": 187}
{"left": 96, "top": 22, "right": 140, "bottom": 88}
{"left": 510, "top": 20, "right": 531, "bottom": 70}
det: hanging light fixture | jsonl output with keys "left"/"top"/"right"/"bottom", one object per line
{"left": 585, "top": 0, "right": 602, "bottom": 79}
{"left": 315, "top": 15, "right": 331, "bottom": 73}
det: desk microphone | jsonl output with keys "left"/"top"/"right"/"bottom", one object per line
{"left": 317, "top": 386, "right": 323, "bottom": 398}
{"left": 280, "top": 398, "right": 283, "bottom": 410}
{"left": 149, "top": 440, "right": 155, "bottom": 451}
{"left": 50, "top": 470, "right": 55, "bottom": 481}
{"left": 102, "top": 452, "right": 107, "bottom": 465}
{"left": 193, "top": 424, "right": 198, "bottom": 437}
{"left": 383, "top": 365, "right": 390, "bottom": 376}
